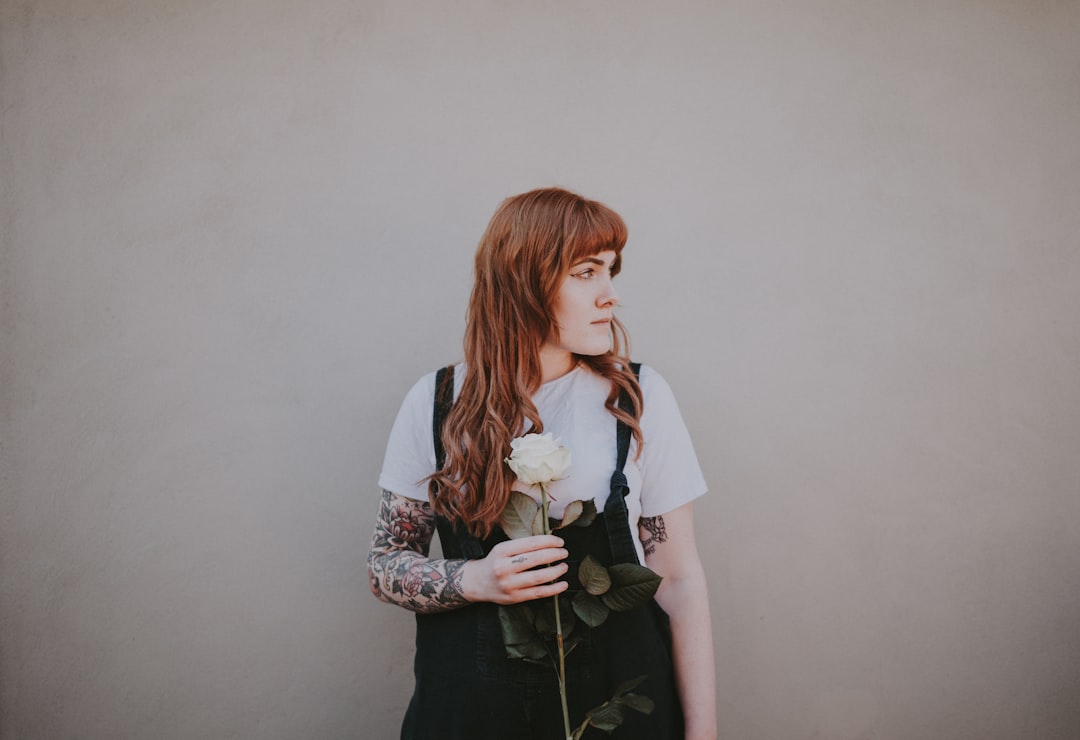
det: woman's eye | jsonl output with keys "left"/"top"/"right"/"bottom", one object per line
{"left": 573, "top": 266, "right": 617, "bottom": 280}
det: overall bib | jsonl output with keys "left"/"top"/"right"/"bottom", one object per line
{"left": 400, "top": 365, "right": 683, "bottom": 740}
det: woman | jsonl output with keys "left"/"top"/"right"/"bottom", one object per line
{"left": 369, "top": 188, "right": 717, "bottom": 740}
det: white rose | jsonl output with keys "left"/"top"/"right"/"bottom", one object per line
{"left": 504, "top": 433, "right": 572, "bottom": 486}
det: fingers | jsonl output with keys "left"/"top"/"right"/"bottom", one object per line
{"left": 490, "top": 535, "right": 565, "bottom": 557}
{"left": 499, "top": 560, "right": 568, "bottom": 592}
{"left": 509, "top": 578, "right": 568, "bottom": 603}
{"left": 465, "top": 535, "right": 571, "bottom": 605}
{"left": 489, "top": 536, "right": 568, "bottom": 576}
{"left": 499, "top": 546, "right": 568, "bottom": 571}
{"left": 495, "top": 565, "right": 568, "bottom": 604}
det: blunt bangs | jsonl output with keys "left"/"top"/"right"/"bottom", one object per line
{"left": 562, "top": 198, "right": 628, "bottom": 274}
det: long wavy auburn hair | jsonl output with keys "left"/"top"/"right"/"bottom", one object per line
{"left": 428, "top": 188, "right": 644, "bottom": 538}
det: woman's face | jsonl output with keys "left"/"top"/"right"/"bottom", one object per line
{"left": 544, "top": 250, "right": 621, "bottom": 359}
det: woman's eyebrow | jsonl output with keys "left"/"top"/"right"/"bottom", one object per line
{"left": 574, "top": 257, "right": 608, "bottom": 266}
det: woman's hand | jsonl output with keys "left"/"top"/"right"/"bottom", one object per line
{"left": 368, "top": 490, "right": 567, "bottom": 613}
{"left": 460, "top": 535, "right": 569, "bottom": 605}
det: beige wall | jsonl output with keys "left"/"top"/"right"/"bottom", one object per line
{"left": 2, "top": 2, "right": 1079, "bottom": 738}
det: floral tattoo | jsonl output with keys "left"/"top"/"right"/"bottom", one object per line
{"left": 368, "top": 489, "right": 469, "bottom": 613}
{"left": 639, "top": 515, "right": 668, "bottom": 556}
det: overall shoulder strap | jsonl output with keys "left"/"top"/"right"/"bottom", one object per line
{"left": 614, "top": 362, "right": 642, "bottom": 474}
{"left": 432, "top": 365, "right": 455, "bottom": 469}
{"left": 430, "top": 365, "right": 485, "bottom": 560}
{"left": 604, "top": 362, "right": 642, "bottom": 565}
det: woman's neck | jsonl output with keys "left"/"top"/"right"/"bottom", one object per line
{"left": 538, "top": 345, "right": 576, "bottom": 384}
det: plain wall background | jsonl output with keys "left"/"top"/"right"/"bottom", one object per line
{"left": 2, "top": 2, "right": 1079, "bottom": 738}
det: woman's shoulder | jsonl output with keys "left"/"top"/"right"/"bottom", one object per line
{"left": 400, "top": 368, "right": 438, "bottom": 405}
{"left": 631, "top": 364, "right": 685, "bottom": 421}
{"left": 629, "top": 363, "right": 674, "bottom": 398}
{"left": 398, "top": 363, "right": 465, "bottom": 408}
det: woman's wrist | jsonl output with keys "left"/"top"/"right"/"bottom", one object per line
{"left": 457, "top": 559, "right": 479, "bottom": 603}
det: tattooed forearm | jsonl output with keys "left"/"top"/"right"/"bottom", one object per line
{"left": 367, "top": 489, "right": 470, "bottom": 613}
{"left": 639, "top": 514, "right": 668, "bottom": 556}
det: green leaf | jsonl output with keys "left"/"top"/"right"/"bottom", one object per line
{"left": 530, "top": 506, "right": 547, "bottom": 536}
{"left": 611, "top": 674, "right": 648, "bottom": 698}
{"left": 578, "top": 555, "right": 612, "bottom": 595}
{"left": 583, "top": 678, "right": 656, "bottom": 735}
{"left": 601, "top": 564, "right": 662, "bottom": 612}
{"left": 497, "top": 603, "right": 535, "bottom": 643}
{"left": 494, "top": 604, "right": 533, "bottom": 643}
{"left": 533, "top": 596, "right": 575, "bottom": 638}
{"left": 568, "top": 499, "right": 598, "bottom": 528}
{"left": 498, "top": 605, "right": 546, "bottom": 661}
{"left": 502, "top": 492, "right": 540, "bottom": 540}
{"left": 571, "top": 591, "right": 610, "bottom": 628}
{"left": 560, "top": 595, "right": 576, "bottom": 635}
{"left": 506, "top": 639, "right": 547, "bottom": 662}
{"left": 556, "top": 500, "right": 584, "bottom": 529}
{"left": 533, "top": 600, "right": 556, "bottom": 637}
{"left": 620, "top": 693, "right": 655, "bottom": 715}
{"left": 587, "top": 702, "right": 625, "bottom": 732}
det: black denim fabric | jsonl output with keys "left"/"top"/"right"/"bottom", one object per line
{"left": 399, "top": 365, "right": 683, "bottom": 740}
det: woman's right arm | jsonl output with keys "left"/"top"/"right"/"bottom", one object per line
{"left": 367, "top": 489, "right": 469, "bottom": 612}
{"left": 367, "top": 489, "right": 569, "bottom": 614}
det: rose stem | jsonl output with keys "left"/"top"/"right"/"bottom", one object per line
{"left": 540, "top": 482, "right": 572, "bottom": 740}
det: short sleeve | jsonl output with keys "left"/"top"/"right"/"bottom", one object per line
{"left": 636, "top": 365, "right": 709, "bottom": 517}
{"left": 377, "top": 371, "right": 439, "bottom": 501}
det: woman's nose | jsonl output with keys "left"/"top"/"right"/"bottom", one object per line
{"left": 598, "top": 280, "right": 619, "bottom": 308}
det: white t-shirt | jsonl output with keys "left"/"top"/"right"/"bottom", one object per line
{"left": 378, "top": 363, "right": 708, "bottom": 563}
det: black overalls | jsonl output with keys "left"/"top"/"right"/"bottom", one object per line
{"left": 400, "top": 365, "right": 684, "bottom": 740}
